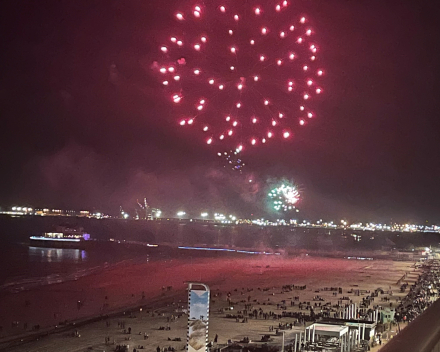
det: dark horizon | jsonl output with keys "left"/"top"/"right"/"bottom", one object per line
{"left": 2, "top": 0, "right": 440, "bottom": 223}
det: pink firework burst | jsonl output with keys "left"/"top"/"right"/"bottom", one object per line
{"left": 154, "top": 1, "right": 324, "bottom": 152}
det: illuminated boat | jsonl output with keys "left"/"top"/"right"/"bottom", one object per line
{"left": 29, "top": 226, "right": 90, "bottom": 249}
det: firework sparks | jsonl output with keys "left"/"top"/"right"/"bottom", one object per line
{"left": 268, "top": 183, "right": 300, "bottom": 211}
{"left": 154, "top": 2, "right": 324, "bottom": 152}
{"left": 218, "top": 148, "right": 246, "bottom": 172}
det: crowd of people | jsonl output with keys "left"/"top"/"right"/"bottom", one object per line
{"left": 394, "top": 261, "right": 440, "bottom": 323}
{"left": 4, "top": 259, "right": 434, "bottom": 352}
{"left": 213, "top": 262, "right": 439, "bottom": 351}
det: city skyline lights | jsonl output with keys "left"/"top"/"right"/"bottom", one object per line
{"left": 2, "top": 204, "right": 440, "bottom": 234}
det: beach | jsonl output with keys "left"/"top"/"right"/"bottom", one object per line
{"left": 0, "top": 254, "right": 416, "bottom": 351}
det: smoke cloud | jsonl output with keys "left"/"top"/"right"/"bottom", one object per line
{"left": 19, "top": 142, "right": 266, "bottom": 217}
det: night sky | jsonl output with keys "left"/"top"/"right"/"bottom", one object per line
{"left": 1, "top": 0, "right": 440, "bottom": 222}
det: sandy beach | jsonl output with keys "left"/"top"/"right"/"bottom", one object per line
{"left": 0, "top": 254, "right": 417, "bottom": 351}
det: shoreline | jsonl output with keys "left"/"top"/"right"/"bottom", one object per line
{"left": 0, "top": 253, "right": 422, "bottom": 346}
{"left": 0, "top": 244, "right": 415, "bottom": 296}
{"left": 0, "top": 254, "right": 417, "bottom": 352}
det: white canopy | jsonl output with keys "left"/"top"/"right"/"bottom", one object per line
{"left": 307, "top": 323, "right": 349, "bottom": 338}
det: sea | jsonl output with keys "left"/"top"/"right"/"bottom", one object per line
{"left": 0, "top": 239, "right": 152, "bottom": 295}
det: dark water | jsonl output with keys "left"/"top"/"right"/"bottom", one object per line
{"left": 0, "top": 240, "right": 148, "bottom": 294}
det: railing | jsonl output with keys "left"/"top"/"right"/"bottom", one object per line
{"left": 380, "top": 298, "right": 440, "bottom": 352}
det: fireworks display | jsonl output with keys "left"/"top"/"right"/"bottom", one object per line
{"left": 218, "top": 150, "right": 245, "bottom": 173}
{"left": 268, "top": 183, "right": 300, "bottom": 211}
{"left": 154, "top": 1, "right": 324, "bottom": 153}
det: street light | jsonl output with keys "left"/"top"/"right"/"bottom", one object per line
{"left": 201, "top": 212, "right": 208, "bottom": 217}
{"left": 214, "top": 213, "right": 225, "bottom": 221}
{"left": 177, "top": 211, "right": 186, "bottom": 217}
